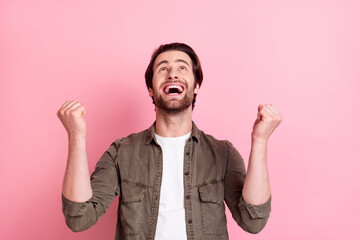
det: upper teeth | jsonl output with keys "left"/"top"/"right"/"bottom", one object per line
{"left": 165, "top": 85, "right": 183, "bottom": 94}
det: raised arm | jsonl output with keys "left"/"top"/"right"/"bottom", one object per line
{"left": 224, "top": 104, "right": 282, "bottom": 234}
{"left": 242, "top": 104, "right": 282, "bottom": 205}
{"left": 57, "top": 100, "right": 92, "bottom": 202}
{"left": 57, "top": 101, "right": 120, "bottom": 232}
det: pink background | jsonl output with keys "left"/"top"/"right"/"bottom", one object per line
{"left": 1, "top": 0, "right": 359, "bottom": 239}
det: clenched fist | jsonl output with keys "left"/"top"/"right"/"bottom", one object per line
{"left": 57, "top": 100, "right": 87, "bottom": 137}
{"left": 251, "top": 104, "right": 283, "bottom": 142}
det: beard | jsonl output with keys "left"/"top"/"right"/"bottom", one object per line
{"left": 153, "top": 84, "right": 195, "bottom": 114}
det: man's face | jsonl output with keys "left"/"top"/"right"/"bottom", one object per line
{"left": 149, "top": 50, "right": 199, "bottom": 114}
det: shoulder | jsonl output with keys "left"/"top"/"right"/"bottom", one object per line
{"left": 196, "top": 127, "right": 233, "bottom": 148}
{"left": 112, "top": 128, "right": 150, "bottom": 147}
{"left": 104, "top": 128, "right": 150, "bottom": 159}
{"left": 195, "top": 126, "right": 239, "bottom": 157}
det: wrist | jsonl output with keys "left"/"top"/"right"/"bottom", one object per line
{"left": 68, "top": 133, "right": 86, "bottom": 142}
{"left": 251, "top": 136, "right": 268, "bottom": 145}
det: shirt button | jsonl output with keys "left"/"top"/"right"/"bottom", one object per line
{"left": 184, "top": 171, "right": 189, "bottom": 175}
{"left": 186, "top": 195, "right": 190, "bottom": 200}
{"left": 188, "top": 219, "right": 192, "bottom": 224}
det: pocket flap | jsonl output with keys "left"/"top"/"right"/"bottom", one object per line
{"left": 198, "top": 181, "right": 224, "bottom": 205}
{"left": 121, "top": 181, "right": 146, "bottom": 203}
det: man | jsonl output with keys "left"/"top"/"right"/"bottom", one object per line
{"left": 58, "top": 43, "right": 282, "bottom": 240}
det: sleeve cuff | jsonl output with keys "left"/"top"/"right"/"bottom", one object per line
{"left": 61, "top": 194, "right": 89, "bottom": 217}
{"left": 239, "top": 195, "right": 271, "bottom": 219}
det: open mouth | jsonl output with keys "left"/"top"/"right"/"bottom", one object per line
{"left": 163, "top": 84, "right": 184, "bottom": 95}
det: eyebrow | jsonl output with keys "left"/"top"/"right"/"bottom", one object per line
{"left": 156, "top": 59, "right": 191, "bottom": 68}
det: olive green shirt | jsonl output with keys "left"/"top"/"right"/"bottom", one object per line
{"left": 62, "top": 122, "right": 271, "bottom": 240}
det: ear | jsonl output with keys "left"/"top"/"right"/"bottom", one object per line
{"left": 194, "top": 83, "right": 200, "bottom": 94}
{"left": 148, "top": 88, "right": 154, "bottom": 97}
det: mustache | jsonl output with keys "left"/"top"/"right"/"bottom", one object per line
{"left": 160, "top": 80, "right": 188, "bottom": 88}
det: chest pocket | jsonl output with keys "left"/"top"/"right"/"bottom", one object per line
{"left": 198, "top": 181, "right": 227, "bottom": 235}
{"left": 121, "top": 181, "right": 146, "bottom": 236}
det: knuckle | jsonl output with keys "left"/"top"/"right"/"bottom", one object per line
{"left": 266, "top": 117, "right": 274, "bottom": 122}
{"left": 59, "top": 109, "right": 65, "bottom": 116}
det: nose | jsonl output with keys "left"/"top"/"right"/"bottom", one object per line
{"left": 167, "top": 67, "right": 178, "bottom": 80}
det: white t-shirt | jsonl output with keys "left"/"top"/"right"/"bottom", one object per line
{"left": 154, "top": 132, "right": 191, "bottom": 240}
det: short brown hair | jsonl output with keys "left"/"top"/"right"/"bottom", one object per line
{"left": 145, "top": 43, "right": 203, "bottom": 109}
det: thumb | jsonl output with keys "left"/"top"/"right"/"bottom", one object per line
{"left": 256, "top": 104, "right": 263, "bottom": 122}
{"left": 81, "top": 109, "right": 86, "bottom": 118}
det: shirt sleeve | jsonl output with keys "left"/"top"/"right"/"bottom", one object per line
{"left": 62, "top": 140, "right": 120, "bottom": 232}
{"left": 224, "top": 140, "right": 271, "bottom": 234}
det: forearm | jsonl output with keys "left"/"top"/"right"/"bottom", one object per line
{"left": 62, "top": 135, "right": 92, "bottom": 202}
{"left": 242, "top": 138, "right": 270, "bottom": 205}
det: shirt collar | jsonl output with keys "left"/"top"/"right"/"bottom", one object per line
{"left": 145, "top": 121, "right": 200, "bottom": 144}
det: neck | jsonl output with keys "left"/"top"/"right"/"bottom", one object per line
{"left": 155, "top": 106, "right": 193, "bottom": 137}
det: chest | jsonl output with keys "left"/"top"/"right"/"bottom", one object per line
{"left": 116, "top": 141, "right": 227, "bottom": 187}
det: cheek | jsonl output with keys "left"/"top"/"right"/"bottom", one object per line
{"left": 151, "top": 78, "right": 163, "bottom": 94}
{"left": 151, "top": 76, "right": 159, "bottom": 88}
{"left": 187, "top": 75, "right": 196, "bottom": 86}
{"left": 152, "top": 74, "right": 164, "bottom": 85}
